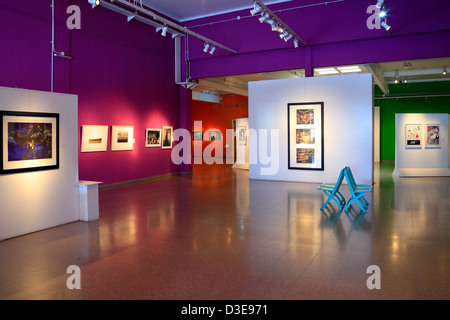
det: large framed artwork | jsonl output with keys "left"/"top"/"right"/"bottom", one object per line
{"left": 1, "top": 110, "right": 59, "bottom": 174}
{"left": 425, "top": 124, "right": 440, "bottom": 148}
{"left": 145, "top": 128, "right": 161, "bottom": 147}
{"left": 288, "top": 102, "right": 324, "bottom": 170}
{"left": 405, "top": 124, "right": 422, "bottom": 147}
{"left": 161, "top": 126, "right": 173, "bottom": 149}
{"left": 81, "top": 125, "right": 108, "bottom": 152}
{"left": 111, "top": 125, "right": 134, "bottom": 151}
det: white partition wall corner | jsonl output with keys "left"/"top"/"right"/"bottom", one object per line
{"left": 248, "top": 73, "right": 373, "bottom": 185}
{"left": 393, "top": 113, "right": 449, "bottom": 177}
{"left": 0, "top": 86, "right": 80, "bottom": 241}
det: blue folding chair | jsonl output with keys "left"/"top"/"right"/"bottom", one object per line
{"left": 317, "top": 168, "right": 346, "bottom": 211}
{"left": 344, "top": 167, "right": 372, "bottom": 213}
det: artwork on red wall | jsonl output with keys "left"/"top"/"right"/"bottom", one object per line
{"left": 111, "top": 126, "right": 134, "bottom": 151}
{"left": 81, "top": 125, "right": 108, "bottom": 152}
{"left": 145, "top": 128, "right": 161, "bottom": 147}
{"left": 1, "top": 110, "right": 59, "bottom": 174}
{"left": 162, "top": 126, "right": 173, "bottom": 149}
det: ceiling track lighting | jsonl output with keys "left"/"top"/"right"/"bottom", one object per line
{"left": 381, "top": 20, "right": 391, "bottom": 31}
{"left": 251, "top": 0, "right": 306, "bottom": 48}
{"left": 93, "top": 0, "right": 237, "bottom": 56}
{"left": 203, "top": 42, "right": 210, "bottom": 53}
{"left": 443, "top": 68, "right": 448, "bottom": 75}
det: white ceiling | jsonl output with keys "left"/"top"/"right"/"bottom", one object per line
{"left": 141, "top": 0, "right": 292, "bottom": 21}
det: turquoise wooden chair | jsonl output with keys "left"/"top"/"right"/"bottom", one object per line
{"left": 344, "top": 167, "right": 372, "bottom": 213}
{"left": 317, "top": 168, "right": 346, "bottom": 211}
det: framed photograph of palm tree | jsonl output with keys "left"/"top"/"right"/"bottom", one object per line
{"left": 1, "top": 110, "right": 59, "bottom": 174}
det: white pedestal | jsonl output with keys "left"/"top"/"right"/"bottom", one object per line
{"left": 77, "top": 181, "right": 102, "bottom": 222}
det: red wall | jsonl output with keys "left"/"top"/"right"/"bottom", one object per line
{"left": 192, "top": 94, "right": 248, "bottom": 159}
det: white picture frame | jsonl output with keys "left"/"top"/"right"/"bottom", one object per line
{"left": 111, "top": 125, "right": 134, "bottom": 151}
{"left": 145, "top": 128, "right": 161, "bottom": 147}
{"left": 81, "top": 125, "right": 109, "bottom": 152}
{"left": 425, "top": 124, "right": 440, "bottom": 148}
{"left": 161, "top": 126, "right": 173, "bottom": 149}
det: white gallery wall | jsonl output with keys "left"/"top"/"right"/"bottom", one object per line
{"left": 248, "top": 73, "right": 373, "bottom": 185}
{"left": 0, "top": 86, "right": 79, "bottom": 240}
{"left": 393, "top": 113, "right": 449, "bottom": 177}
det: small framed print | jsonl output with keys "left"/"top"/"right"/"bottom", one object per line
{"left": 81, "top": 125, "right": 108, "bottom": 152}
{"left": 209, "top": 130, "right": 221, "bottom": 141}
{"left": 238, "top": 126, "right": 247, "bottom": 146}
{"left": 405, "top": 124, "right": 422, "bottom": 148}
{"left": 425, "top": 124, "right": 440, "bottom": 148}
{"left": 111, "top": 126, "right": 134, "bottom": 151}
{"left": 288, "top": 102, "right": 324, "bottom": 170}
{"left": 1, "top": 110, "right": 59, "bottom": 174}
{"left": 162, "top": 126, "right": 173, "bottom": 149}
{"left": 193, "top": 131, "right": 204, "bottom": 141}
{"left": 146, "top": 128, "right": 161, "bottom": 147}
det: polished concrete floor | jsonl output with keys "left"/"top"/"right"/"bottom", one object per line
{"left": 0, "top": 163, "right": 449, "bottom": 300}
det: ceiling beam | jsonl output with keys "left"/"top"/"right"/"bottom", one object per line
{"left": 364, "top": 63, "right": 388, "bottom": 95}
{"left": 198, "top": 79, "right": 248, "bottom": 96}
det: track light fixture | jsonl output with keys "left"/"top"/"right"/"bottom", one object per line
{"left": 209, "top": 46, "right": 216, "bottom": 55}
{"left": 251, "top": 0, "right": 306, "bottom": 48}
{"left": 443, "top": 68, "right": 448, "bottom": 75}
{"left": 250, "top": 4, "right": 261, "bottom": 16}
{"left": 203, "top": 42, "right": 210, "bottom": 53}
{"left": 88, "top": 0, "right": 100, "bottom": 7}
{"left": 156, "top": 24, "right": 168, "bottom": 36}
{"left": 381, "top": 20, "right": 391, "bottom": 31}
{"left": 376, "top": 0, "right": 385, "bottom": 8}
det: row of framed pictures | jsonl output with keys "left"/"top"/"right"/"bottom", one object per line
{"left": 192, "top": 127, "right": 248, "bottom": 146}
{"left": 288, "top": 102, "right": 324, "bottom": 170}
{"left": 405, "top": 124, "right": 441, "bottom": 148}
{"left": 81, "top": 125, "right": 173, "bottom": 152}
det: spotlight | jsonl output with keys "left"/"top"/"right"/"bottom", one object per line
{"left": 209, "top": 46, "right": 216, "bottom": 55}
{"left": 379, "top": 10, "right": 387, "bottom": 18}
{"left": 203, "top": 43, "right": 210, "bottom": 52}
{"left": 293, "top": 39, "right": 299, "bottom": 48}
{"left": 443, "top": 68, "right": 448, "bottom": 75}
{"left": 250, "top": 4, "right": 261, "bottom": 16}
{"left": 259, "top": 13, "right": 269, "bottom": 23}
{"left": 381, "top": 20, "right": 391, "bottom": 31}
{"left": 156, "top": 25, "right": 168, "bottom": 36}
{"left": 376, "top": 0, "right": 385, "bottom": 8}
{"left": 88, "top": 0, "right": 100, "bottom": 6}
{"left": 279, "top": 31, "right": 289, "bottom": 39}
{"left": 284, "top": 34, "right": 293, "bottom": 42}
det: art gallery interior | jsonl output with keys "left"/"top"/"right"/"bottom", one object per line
{"left": 0, "top": 0, "right": 449, "bottom": 301}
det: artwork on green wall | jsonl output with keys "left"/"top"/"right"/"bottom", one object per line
{"left": 405, "top": 124, "right": 422, "bottom": 147}
{"left": 426, "top": 124, "right": 440, "bottom": 147}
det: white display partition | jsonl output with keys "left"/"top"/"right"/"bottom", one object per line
{"left": 393, "top": 113, "right": 449, "bottom": 177}
{"left": 248, "top": 74, "right": 373, "bottom": 185}
{"left": 0, "top": 86, "right": 80, "bottom": 241}
{"left": 232, "top": 117, "right": 249, "bottom": 170}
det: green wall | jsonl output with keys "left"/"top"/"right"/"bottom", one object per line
{"left": 376, "top": 81, "right": 450, "bottom": 162}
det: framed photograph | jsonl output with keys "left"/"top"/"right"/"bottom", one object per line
{"left": 193, "top": 131, "right": 204, "bottom": 141}
{"left": 145, "top": 128, "right": 161, "bottom": 147}
{"left": 1, "top": 110, "right": 59, "bottom": 174}
{"left": 425, "top": 124, "right": 440, "bottom": 147}
{"left": 161, "top": 126, "right": 173, "bottom": 149}
{"left": 238, "top": 126, "right": 247, "bottom": 146}
{"left": 209, "top": 130, "right": 221, "bottom": 141}
{"left": 288, "top": 102, "right": 324, "bottom": 170}
{"left": 81, "top": 125, "right": 108, "bottom": 152}
{"left": 405, "top": 124, "right": 422, "bottom": 147}
{"left": 111, "top": 126, "right": 134, "bottom": 151}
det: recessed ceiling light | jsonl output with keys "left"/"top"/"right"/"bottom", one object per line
{"left": 315, "top": 68, "right": 339, "bottom": 75}
{"left": 337, "top": 66, "right": 362, "bottom": 73}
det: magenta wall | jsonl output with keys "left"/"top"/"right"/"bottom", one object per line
{"left": 0, "top": 0, "right": 183, "bottom": 185}
{"left": 183, "top": 0, "right": 450, "bottom": 78}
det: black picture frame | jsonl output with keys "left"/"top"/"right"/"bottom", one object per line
{"left": 0, "top": 110, "right": 60, "bottom": 174}
{"left": 287, "top": 102, "right": 324, "bottom": 171}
